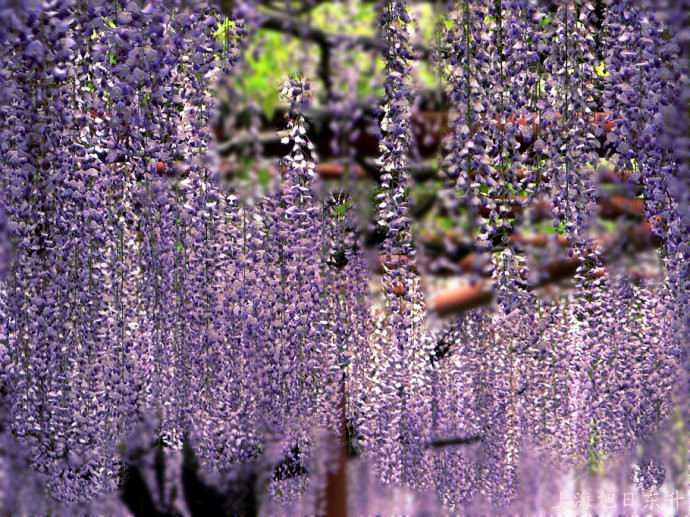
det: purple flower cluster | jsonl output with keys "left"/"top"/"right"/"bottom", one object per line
{"left": 425, "top": 0, "right": 688, "bottom": 508}
{"left": 0, "top": 0, "right": 687, "bottom": 513}
{"left": 0, "top": 0, "right": 240, "bottom": 502}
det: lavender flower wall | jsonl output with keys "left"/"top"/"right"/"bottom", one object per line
{"left": 0, "top": 0, "right": 688, "bottom": 514}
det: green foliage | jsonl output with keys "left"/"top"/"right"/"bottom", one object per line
{"left": 334, "top": 200, "right": 352, "bottom": 218}
{"left": 311, "top": 2, "right": 377, "bottom": 36}
{"left": 415, "top": 61, "right": 439, "bottom": 89}
{"left": 257, "top": 167, "right": 272, "bottom": 188}
{"left": 598, "top": 219, "right": 618, "bottom": 234}
{"left": 587, "top": 419, "right": 605, "bottom": 475}
{"left": 348, "top": 51, "right": 385, "bottom": 99}
{"left": 410, "top": 3, "right": 436, "bottom": 46}
{"left": 236, "top": 30, "right": 311, "bottom": 119}
{"left": 214, "top": 18, "right": 235, "bottom": 41}
{"left": 411, "top": 180, "right": 440, "bottom": 207}
{"left": 233, "top": 1, "right": 445, "bottom": 111}
{"left": 595, "top": 61, "right": 609, "bottom": 77}
{"left": 529, "top": 220, "right": 567, "bottom": 236}
{"left": 436, "top": 216, "right": 455, "bottom": 232}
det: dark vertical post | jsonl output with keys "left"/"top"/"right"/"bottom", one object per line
{"left": 324, "top": 375, "right": 348, "bottom": 517}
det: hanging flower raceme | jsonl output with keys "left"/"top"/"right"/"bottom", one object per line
{"left": 353, "top": 0, "right": 435, "bottom": 492}
{"left": 0, "top": 0, "right": 688, "bottom": 513}
{"left": 539, "top": 1, "right": 599, "bottom": 241}
{"left": 0, "top": 0, "right": 240, "bottom": 503}
{"left": 217, "top": 77, "right": 347, "bottom": 502}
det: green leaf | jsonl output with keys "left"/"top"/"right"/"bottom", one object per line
{"left": 261, "top": 92, "right": 279, "bottom": 120}
{"left": 309, "top": 1, "right": 376, "bottom": 35}
{"left": 437, "top": 216, "right": 454, "bottom": 232}
{"left": 334, "top": 201, "right": 352, "bottom": 218}
{"left": 595, "top": 61, "right": 609, "bottom": 77}
{"left": 257, "top": 168, "right": 271, "bottom": 188}
{"left": 416, "top": 62, "right": 439, "bottom": 88}
{"left": 235, "top": 30, "right": 310, "bottom": 119}
{"left": 599, "top": 219, "right": 617, "bottom": 233}
{"left": 214, "top": 18, "right": 236, "bottom": 45}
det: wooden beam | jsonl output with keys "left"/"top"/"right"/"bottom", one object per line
{"left": 429, "top": 220, "right": 662, "bottom": 317}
